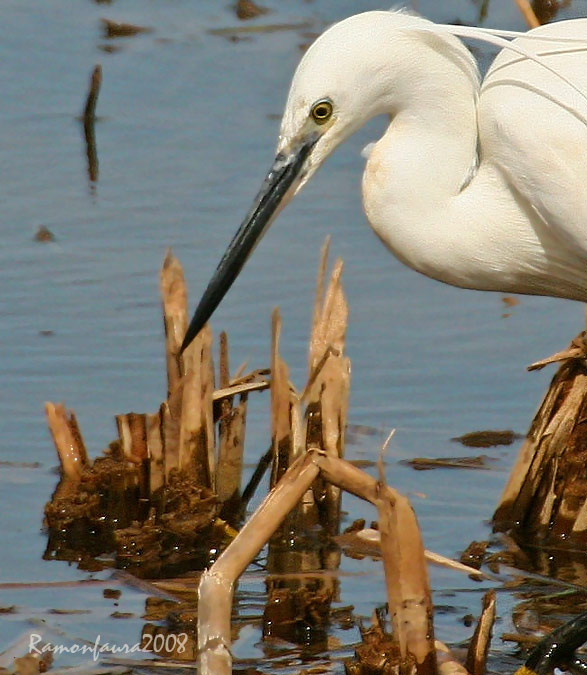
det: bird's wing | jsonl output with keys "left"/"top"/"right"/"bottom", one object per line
{"left": 478, "top": 20, "right": 587, "bottom": 252}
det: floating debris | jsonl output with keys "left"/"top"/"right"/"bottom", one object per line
{"left": 404, "top": 455, "right": 496, "bottom": 471}
{"left": 34, "top": 225, "right": 55, "bottom": 242}
{"left": 100, "top": 18, "right": 152, "bottom": 38}
{"left": 103, "top": 588, "right": 121, "bottom": 600}
{"left": 208, "top": 20, "right": 313, "bottom": 38}
{"left": 48, "top": 608, "right": 91, "bottom": 615}
{"left": 459, "top": 540, "right": 489, "bottom": 570}
{"left": 110, "top": 611, "right": 134, "bottom": 619}
{"left": 451, "top": 429, "right": 521, "bottom": 448}
{"left": 235, "top": 0, "right": 269, "bottom": 20}
{"left": 97, "top": 43, "right": 122, "bottom": 54}
{"left": 347, "top": 423, "right": 381, "bottom": 438}
{"left": 345, "top": 609, "right": 402, "bottom": 674}
{"left": 0, "top": 460, "right": 41, "bottom": 469}
{"left": 502, "top": 296, "right": 520, "bottom": 307}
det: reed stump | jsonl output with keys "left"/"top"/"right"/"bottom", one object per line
{"left": 493, "top": 333, "right": 587, "bottom": 548}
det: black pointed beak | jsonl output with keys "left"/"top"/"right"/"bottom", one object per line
{"left": 180, "top": 132, "right": 319, "bottom": 353}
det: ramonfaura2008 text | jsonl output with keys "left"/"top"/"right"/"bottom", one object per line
{"left": 28, "top": 634, "right": 187, "bottom": 662}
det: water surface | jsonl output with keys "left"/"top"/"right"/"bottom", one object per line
{"left": 2, "top": 0, "right": 586, "bottom": 669}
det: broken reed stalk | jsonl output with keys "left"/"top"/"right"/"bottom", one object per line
{"left": 160, "top": 381, "right": 184, "bottom": 482}
{"left": 266, "top": 309, "right": 326, "bottom": 634}
{"left": 308, "top": 238, "right": 348, "bottom": 371}
{"left": 378, "top": 487, "right": 435, "bottom": 674}
{"left": 198, "top": 452, "right": 320, "bottom": 674}
{"left": 115, "top": 412, "right": 149, "bottom": 500}
{"left": 303, "top": 237, "right": 350, "bottom": 533}
{"left": 180, "top": 321, "right": 215, "bottom": 486}
{"left": 162, "top": 249, "right": 217, "bottom": 488}
{"left": 198, "top": 449, "right": 437, "bottom": 675}
{"left": 45, "top": 402, "right": 88, "bottom": 480}
{"left": 494, "top": 338, "right": 587, "bottom": 546}
{"left": 263, "top": 244, "right": 348, "bottom": 637}
{"left": 464, "top": 590, "right": 496, "bottom": 675}
{"left": 161, "top": 248, "right": 220, "bottom": 489}
{"left": 160, "top": 249, "right": 188, "bottom": 397}
{"left": 265, "top": 241, "right": 349, "bottom": 534}
{"left": 146, "top": 410, "right": 165, "bottom": 494}
{"left": 116, "top": 412, "right": 148, "bottom": 462}
{"left": 269, "top": 309, "right": 302, "bottom": 487}
{"left": 513, "top": 0, "right": 540, "bottom": 27}
{"left": 216, "top": 331, "right": 248, "bottom": 506}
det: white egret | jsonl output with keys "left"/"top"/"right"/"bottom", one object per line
{"left": 181, "top": 10, "right": 587, "bottom": 351}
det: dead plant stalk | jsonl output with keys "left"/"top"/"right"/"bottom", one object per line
{"left": 197, "top": 449, "right": 437, "bottom": 675}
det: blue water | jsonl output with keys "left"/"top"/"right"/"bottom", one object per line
{"left": 1, "top": 0, "right": 586, "bottom": 670}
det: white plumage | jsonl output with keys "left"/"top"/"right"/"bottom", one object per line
{"left": 290, "top": 12, "right": 587, "bottom": 298}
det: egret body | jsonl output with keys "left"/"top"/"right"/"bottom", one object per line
{"left": 181, "top": 11, "right": 587, "bottom": 351}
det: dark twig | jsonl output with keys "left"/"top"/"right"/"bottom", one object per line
{"left": 82, "top": 65, "right": 102, "bottom": 183}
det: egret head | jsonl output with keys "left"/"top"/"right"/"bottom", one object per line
{"left": 275, "top": 11, "right": 410, "bottom": 193}
{"left": 181, "top": 11, "right": 435, "bottom": 351}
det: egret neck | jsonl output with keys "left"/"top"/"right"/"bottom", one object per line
{"left": 361, "top": 32, "right": 480, "bottom": 281}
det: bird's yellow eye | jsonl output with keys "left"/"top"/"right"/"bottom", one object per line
{"left": 311, "top": 99, "right": 333, "bottom": 124}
